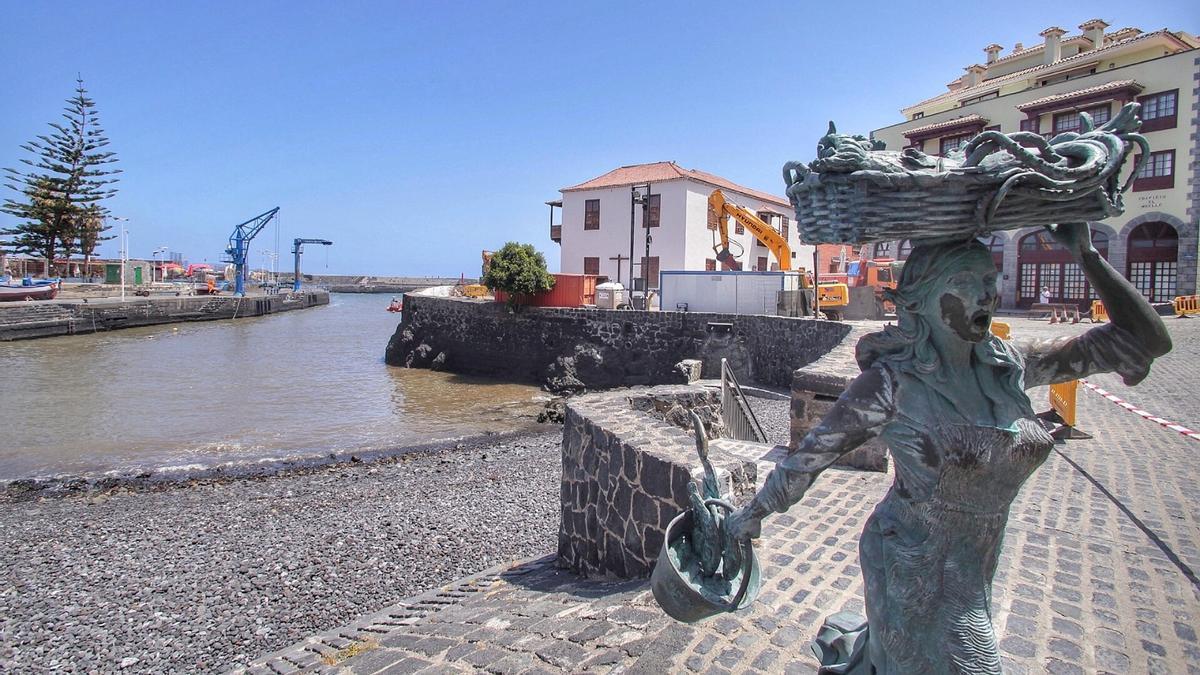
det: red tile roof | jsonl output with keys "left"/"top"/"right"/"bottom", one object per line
{"left": 561, "top": 161, "right": 790, "bottom": 208}
{"left": 904, "top": 114, "right": 989, "bottom": 137}
{"left": 902, "top": 29, "right": 1186, "bottom": 113}
{"left": 1016, "top": 79, "right": 1140, "bottom": 110}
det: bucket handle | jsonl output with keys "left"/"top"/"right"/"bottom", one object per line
{"left": 703, "top": 498, "right": 755, "bottom": 612}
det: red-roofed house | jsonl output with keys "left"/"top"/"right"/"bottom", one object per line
{"left": 871, "top": 20, "right": 1199, "bottom": 310}
{"left": 551, "top": 161, "right": 813, "bottom": 293}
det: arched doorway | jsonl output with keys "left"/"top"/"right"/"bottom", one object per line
{"left": 1126, "top": 222, "right": 1178, "bottom": 302}
{"left": 1016, "top": 229, "right": 1110, "bottom": 309}
{"left": 896, "top": 240, "right": 913, "bottom": 261}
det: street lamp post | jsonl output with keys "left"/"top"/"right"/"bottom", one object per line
{"left": 630, "top": 184, "right": 652, "bottom": 308}
{"left": 111, "top": 217, "right": 129, "bottom": 301}
{"left": 152, "top": 246, "right": 168, "bottom": 283}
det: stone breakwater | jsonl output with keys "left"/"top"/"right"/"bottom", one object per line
{"left": 0, "top": 431, "right": 561, "bottom": 674}
{"left": 386, "top": 294, "right": 851, "bottom": 393}
{"left": 0, "top": 292, "right": 329, "bottom": 341}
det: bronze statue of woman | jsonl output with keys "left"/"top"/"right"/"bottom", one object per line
{"left": 722, "top": 222, "right": 1171, "bottom": 673}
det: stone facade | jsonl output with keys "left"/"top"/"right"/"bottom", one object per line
{"left": 386, "top": 294, "right": 850, "bottom": 392}
{"left": 558, "top": 386, "right": 756, "bottom": 579}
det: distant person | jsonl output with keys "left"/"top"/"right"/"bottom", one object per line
{"left": 1039, "top": 286, "right": 1051, "bottom": 305}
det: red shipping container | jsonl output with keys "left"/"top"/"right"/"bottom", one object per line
{"left": 495, "top": 273, "right": 599, "bottom": 307}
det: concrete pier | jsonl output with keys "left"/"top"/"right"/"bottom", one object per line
{"left": 0, "top": 291, "right": 329, "bottom": 341}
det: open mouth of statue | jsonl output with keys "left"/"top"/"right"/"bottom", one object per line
{"left": 971, "top": 311, "right": 991, "bottom": 331}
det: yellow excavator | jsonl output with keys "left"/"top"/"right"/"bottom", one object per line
{"left": 708, "top": 190, "right": 792, "bottom": 272}
{"left": 709, "top": 189, "right": 843, "bottom": 317}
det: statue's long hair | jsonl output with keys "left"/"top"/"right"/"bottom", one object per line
{"left": 855, "top": 240, "right": 1029, "bottom": 409}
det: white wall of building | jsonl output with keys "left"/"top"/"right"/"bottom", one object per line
{"left": 559, "top": 178, "right": 815, "bottom": 287}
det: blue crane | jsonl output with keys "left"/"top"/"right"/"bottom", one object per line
{"left": 292, "top": 238, "right": 333, "bottom": 292}
{"left": 224, "top": 207, "right": 280, "bottom": 296}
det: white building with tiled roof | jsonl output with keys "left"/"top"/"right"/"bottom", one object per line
{"left": 872, "top": 20, "right": 1199, "bottom": 310}
{"left": 549, "top": 161, "right": 814, "bottom": 291}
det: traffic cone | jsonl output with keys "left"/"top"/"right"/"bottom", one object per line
{"left": 1049, "top": 307, "right": 1059, "bottom": 324}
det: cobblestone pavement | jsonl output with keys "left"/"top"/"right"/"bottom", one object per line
{"left": 243, "top": 316, "right": 1199, "bottom": 674}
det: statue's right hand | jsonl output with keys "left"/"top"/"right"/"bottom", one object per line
{"left": 722, "top": 506, "right": 762, "bottom": 542}
{"left": 719, "top": 507, "right": 760, "bottom": 579}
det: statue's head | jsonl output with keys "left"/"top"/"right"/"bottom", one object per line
{"left": 859, "top": 238, "right": 1000, "bottom": 374}
{"left": 891, "top": 239, "right": 999, "bottom": 344}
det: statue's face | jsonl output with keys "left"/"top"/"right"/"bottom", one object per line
{"left": 927, "top": 249, "right": 999, "bottom": 343}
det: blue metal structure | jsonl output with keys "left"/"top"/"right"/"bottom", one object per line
{"left": 225, "top": 207, "right": 280, "bottom": 296}
{"left": 292, "top": 238, "right": 333, "bottom": 292}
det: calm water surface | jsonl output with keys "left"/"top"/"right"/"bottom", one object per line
{"left": 0, "top": 293, "right": 546, "bottom": 479}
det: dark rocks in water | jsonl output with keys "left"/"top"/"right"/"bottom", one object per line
{"left": 537, "top": 398, "right": 566, "bottom": 424}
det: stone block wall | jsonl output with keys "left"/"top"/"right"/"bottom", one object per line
{"left": 385, "top": 294, "right": 850, "bottom": 392}
{"left": 558, "top": 386, "right": 756, "bottom": 579}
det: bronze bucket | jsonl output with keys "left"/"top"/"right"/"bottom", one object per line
{"left": 651, "top": 498, "right": 761, "bottom": 624}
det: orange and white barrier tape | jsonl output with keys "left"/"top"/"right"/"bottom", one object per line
{"left": 1081, "top": 380, "right": 1200, "bottom": 441}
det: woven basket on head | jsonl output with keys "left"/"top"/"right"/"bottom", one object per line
{"left": 783, "top": 103, "right": 1148, "bottom": 245}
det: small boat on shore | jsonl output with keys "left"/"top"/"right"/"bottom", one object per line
{"left": 0, "top": 277, "right": 61, "bottom": 302}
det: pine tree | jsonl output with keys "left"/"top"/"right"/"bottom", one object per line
{"left": 77, "top": 204, "right": 113, "bottom": 281}
{"left": 2, "top": 77, "right": 120, "bottom": 276}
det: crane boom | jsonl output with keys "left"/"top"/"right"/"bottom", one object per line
{"left": 708, "top": 190, "right": 792, "bottom": 271}
{"left": 225, "top": 207, "right": 280, "bottom": 296}
{"left": 292, "top": 238, "right": 333, "bottom": 292}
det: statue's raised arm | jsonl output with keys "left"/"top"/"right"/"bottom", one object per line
{"left": 1019, "top": 221, "right": 1171, "bottom": 389}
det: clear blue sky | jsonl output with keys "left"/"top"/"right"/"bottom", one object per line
{"left": 1, "top": 1, "right": 1194, "bottom": 276}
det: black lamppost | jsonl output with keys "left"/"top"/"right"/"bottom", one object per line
{"left": 630, "top": 184, "right": 652, "bottom": 308}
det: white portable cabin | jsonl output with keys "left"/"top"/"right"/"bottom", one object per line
{"left": 658, "top": 270, "right": 802, "bottom": 315}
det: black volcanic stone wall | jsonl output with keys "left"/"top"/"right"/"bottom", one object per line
{"left": 385, "top": 295, "right": 851, "bottom": 392}
{"left": 557, "top": 386, "right": 756, "bottom": 579}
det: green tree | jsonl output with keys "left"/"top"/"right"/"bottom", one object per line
{"left": 2, "top": 77, "right": 120, "bottom": 275}
{"left": 482, "top": 242, "right": 555, "bottom": 309}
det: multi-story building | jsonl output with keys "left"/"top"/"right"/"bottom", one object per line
{"left": 871, "top": 20, "right": 1198, "bottom": 309}
{"left": 549, "top": 161, "right": 815, "bottom": 290}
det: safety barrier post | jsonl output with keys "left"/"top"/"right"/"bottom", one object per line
{"left": 1173, "top": 295, "right": 1199, "bottom": 318}
{"left": 1049, "top": 380, "right": 1078, "bottom": 428}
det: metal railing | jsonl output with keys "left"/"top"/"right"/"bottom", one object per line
{"left": 720, "top": 358, "right": 767, "bottom": 443}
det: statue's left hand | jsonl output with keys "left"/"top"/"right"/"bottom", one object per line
{"left": 1046, "top": 222, "right": 1094, "bottom": 256}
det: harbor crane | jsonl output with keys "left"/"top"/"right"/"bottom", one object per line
{"left": 292, "top": 238, "right": 333, "bottom": 292}
{"left": 224, "top": 207, "right": 280, "bottom": 296}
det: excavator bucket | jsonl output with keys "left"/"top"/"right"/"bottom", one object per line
{"left": 714, "top": 249, "right": 742, "bottom": 271}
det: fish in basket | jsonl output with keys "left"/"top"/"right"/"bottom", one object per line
{"left": 783, "top": 102, "right": 1149, "bottom": 244}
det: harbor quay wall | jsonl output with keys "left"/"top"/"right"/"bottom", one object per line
{"left": 0, "top": 292, "right": 329, "bottom": 341}
{"left": 385, "top": 294, "right": 851, "bottom": 392}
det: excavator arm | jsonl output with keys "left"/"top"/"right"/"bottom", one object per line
{"left": 707, "top": 190, "right": 792, "bottom": 272}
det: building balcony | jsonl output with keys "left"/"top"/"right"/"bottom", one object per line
{"left": 551, "top": 224, "right": 562, "bottom": 243}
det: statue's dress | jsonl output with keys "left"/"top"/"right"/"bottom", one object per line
{"left": 758, "top": 324, "right": 1154, "bottom": 674}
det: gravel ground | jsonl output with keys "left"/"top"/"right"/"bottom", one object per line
{"left": 0, "top": 430, "right": 563, "bottom": 674}
{"left": 747, "top": 395, "right": 792, "bottom": 447}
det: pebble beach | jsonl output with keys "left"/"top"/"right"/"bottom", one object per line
{"left": 0, "top": 430, "right": 563, "bottom": 673}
